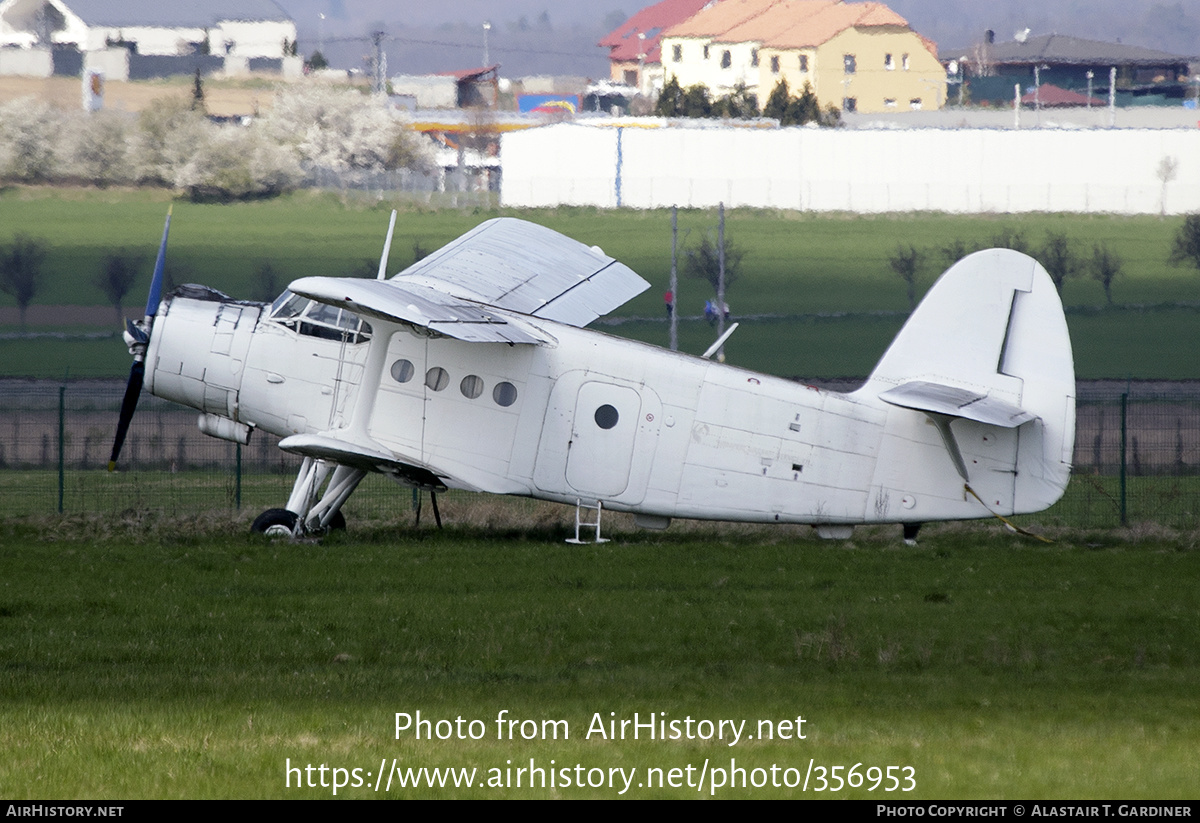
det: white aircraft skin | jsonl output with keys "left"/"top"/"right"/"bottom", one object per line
{"left": 116, "top": 217, "right": 1075, "bottom": 539}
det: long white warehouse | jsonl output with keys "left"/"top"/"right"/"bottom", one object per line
{"left": 501, "top": 123, "right": 1200, "bottom": 215}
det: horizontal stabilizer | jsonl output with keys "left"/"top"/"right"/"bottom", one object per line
{"left": 878, "top": 381, "right": 1037, "bottom": 428}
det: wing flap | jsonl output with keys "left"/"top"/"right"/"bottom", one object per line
{"left": 392, "top": 218, "right": 650, "bottom": 326}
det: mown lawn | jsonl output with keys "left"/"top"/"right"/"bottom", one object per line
{"left": 0, "top": 511, "right": 1197, "bottom": 798}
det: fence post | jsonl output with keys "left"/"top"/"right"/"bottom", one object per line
{"left": 1119, "top": 392, "right": 1128, "bottom": 526}
{"left": 57, "top": 384, "right": 65, "bottom": 514}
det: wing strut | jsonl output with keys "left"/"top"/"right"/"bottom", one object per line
{"left": 377, "top": 209, "right": 397, "bottom": 280}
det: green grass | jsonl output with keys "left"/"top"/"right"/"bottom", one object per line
{"left": 2, "top": 188, "right": 1199, "bottom": 378}
{"left": 0, "top": 513, "right": 1197, "bottom": 798}
{"left": 9, "top": 467, "right": 1200, "bottom": 530}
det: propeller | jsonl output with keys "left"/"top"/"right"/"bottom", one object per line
{"left": 108, "top": 207, "right": 172, "bottom": 472}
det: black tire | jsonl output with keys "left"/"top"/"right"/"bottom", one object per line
{"left": 251, "top": 508, "right": 299, "bottom": 536}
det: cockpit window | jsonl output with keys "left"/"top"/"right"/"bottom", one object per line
{"left": 270, "top": 290, "right": 371, "bottom": 344}
{"left": 306, "top": 301, "right": 343, "bottom": 327}
{"left": 271, "top": 291, "right": 308, "bottom": 319}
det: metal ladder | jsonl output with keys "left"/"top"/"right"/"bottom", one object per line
{"left": 566, "top": 499, "right": 609, "bottom": 544}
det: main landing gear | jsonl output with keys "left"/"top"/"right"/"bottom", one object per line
{"left": 251, "top": 456, "right": 362, "bottom": 537}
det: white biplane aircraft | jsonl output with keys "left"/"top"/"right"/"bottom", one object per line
{"left": 109, "top": 212, "right": 1074, "bottom": 542}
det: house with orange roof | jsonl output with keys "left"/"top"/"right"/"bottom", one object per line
{"left": 659, "top": 0, "right": 943, "bottom": 114}
{"left": 599, "top": 0, "right": 717, "bottom": 94}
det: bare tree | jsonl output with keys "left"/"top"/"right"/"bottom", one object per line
{"left": 990, "top": 227, "right": 1030, "bottom": 255}
{"left": 251, "top": 261, "right": 281, "bottom": 302}
{"left": 1039, "top": 232, "right": 1079, "bottom": 296}
{"left": 0, "top": 234, "right": 48, "bottom": 331}
{"left": 888, "top": 244, "right": 923, "bottom": 312}
{"left": 940, "top": 238, "right": 982, "bottom": 266}
{"left": 1156, "top": 155, "right": 1178, "bottom": 218}
{"left": 1169, "top": 214, "right": 1200, "bottom": 272}
{"left": 684, "top": 231, "right": 744, "bottom": 296}
{"left": 96, "top": 250, "right": 145, "bottom": 324}
{"left": 1090, "top": 242, "right": 1122, "bottom": 306}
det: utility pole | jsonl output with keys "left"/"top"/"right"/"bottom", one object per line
{"left": 670, "top": 206, "right": 678, "bottom": 352}
{"left": 1108, "top": 66, "right": 1117, "bottom": 128}
{"left": 716, "top": 202, "right": 726, "bottom": 362}
{"left": 371, "top": 30, "right": 386, "bottom": 95}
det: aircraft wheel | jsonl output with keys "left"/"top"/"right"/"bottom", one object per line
{"left": 251, "top": 508, "right": 299, "bottom": 536}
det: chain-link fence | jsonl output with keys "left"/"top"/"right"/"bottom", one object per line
{"left": 3, "top": 379, "right": 1197, "bottom": 529}
{"left": 300, "top": 164, "right": 499, "bottom": 210}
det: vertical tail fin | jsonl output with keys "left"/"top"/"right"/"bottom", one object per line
{"left": 857, "top": 249, "right": 1074, "bottom": 518}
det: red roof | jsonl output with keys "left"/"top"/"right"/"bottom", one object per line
{"left": 600, "top": 0, "right": 719, "bottom": 65}
{"left": 1020, "top": 83, "right": 1103, "bottom": 107}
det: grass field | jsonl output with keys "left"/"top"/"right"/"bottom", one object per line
{"left": 1, "top": 187, "right": 1198, "bottom": 378}
{"left": 0, "top": 510, "right": 1197, "bottom": 799}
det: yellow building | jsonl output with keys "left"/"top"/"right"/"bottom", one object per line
{"left": 660, "top": 0, "right": 943, "bottom": 114}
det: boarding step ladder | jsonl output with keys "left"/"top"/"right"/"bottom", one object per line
{"left": 566, "top": 499, "right": 610, "bottom": 544}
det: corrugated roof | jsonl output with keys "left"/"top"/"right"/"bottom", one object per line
{"left": 978, "top": 34, "right": 1190, "bottom": 67}
{"left": 599, "top": 0, "right": 718, "bottom": 63}
{"left": 765, "top": 1, "right": 908, "bottom": 49}
{"left": 53, "top": 0, "right": 292, "bottom": 27}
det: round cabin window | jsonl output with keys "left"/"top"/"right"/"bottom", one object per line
{"left": 594, "top": 404, "right": 619, "bottom": 430}
{"left": 390, "top": 359, "right": 415, "bottom": 383}
{"left": 425, "top": 367, "right": 449, "bottom": 392}
{"left": 460, "top": 374, "right": 484, "bottom": 399}
{"left": 493, "top": 381, "right": 518, "bottom": 407}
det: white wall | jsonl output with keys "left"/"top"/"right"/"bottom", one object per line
{"left": 0, "top": 44, "right": 50, "bottom": 76}
{"left": 83, "top": 47, "right": 128, "bottom": 81}
{"left": 501, "top": 123, "right": 1200, "bottom": 215}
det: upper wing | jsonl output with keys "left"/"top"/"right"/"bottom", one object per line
{"left": 389, "top": 217, "right": 650, "bottom": 327}
{"left": 287, "top": 276, "right": 548, "bottom": 344}
{"left": 287, "top": 218, "right": 649, "bottom": 344}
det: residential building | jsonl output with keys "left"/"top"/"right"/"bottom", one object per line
{"left": 948, "top": 33, "right": 1194, "bottom": 107}
{"left": 0, "top": 0, "right": 296, "bottom": 78}
{"left": 599, "top": 0, "right": 715, "bottom": 95}
{"left": 660, "top": 0, "right": 944, "bottom": 114}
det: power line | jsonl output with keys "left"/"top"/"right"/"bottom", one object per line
{"left": 303, "top": 33, "right": 597, "bottom": 59}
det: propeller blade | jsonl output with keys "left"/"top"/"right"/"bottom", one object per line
{"left": 144, "top": 206, "right": 172, "bottom": 319}
{"left": 108, "top": 360, "right": 144, "bottom": 472}
{"left": 110, "top": 207, "right": 171, "bottom": 472}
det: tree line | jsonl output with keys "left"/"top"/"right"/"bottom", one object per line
{"left": 0, "top": 84, "right": 434, "bottom": 201}
{"left": 889, "top": 217, "right": 1200, "bottom": 312}
{"left": 655, "top": 77, "right": 841, "bottom": 127}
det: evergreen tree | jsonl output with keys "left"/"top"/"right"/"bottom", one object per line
{"left": 784, "top": 82, "right": 821, "bottom": 125}
{"left": 655, "top": 75, "right": 684, "bottom": 117}
{"left": 681, "top": 84, "right": 712, "bottom": 118}
{"left": 763, "top": 78, "right": 790, "bottom": 121}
